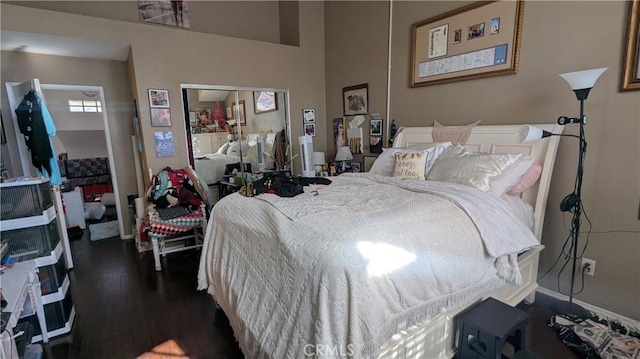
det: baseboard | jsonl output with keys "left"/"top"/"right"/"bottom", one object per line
{"left": 536, "top": 287, "right": 640, "bottom": 330}
{"left": 122, "top": 234, "right": 134, "bottom": 239}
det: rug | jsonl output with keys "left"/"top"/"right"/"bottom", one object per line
{"left": 88, "top": 220, "right": 119, "bottom": 241}
{"left": 550, "top": 313, "right": 640, "bottom": 358}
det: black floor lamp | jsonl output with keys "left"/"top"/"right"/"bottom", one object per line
{"left": 517, "top": 67, "right": 608, "bottom": 320}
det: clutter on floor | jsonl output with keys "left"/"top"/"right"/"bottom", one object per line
{"left": 88, "top": 220, "right": 119, "bottom": 241}
{"left": 550, "top": 314, "right": 640, "bottom": 359}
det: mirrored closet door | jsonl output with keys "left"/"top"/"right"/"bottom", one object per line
{"left": 181, "top": 85, "right": 291, "bottom": 201}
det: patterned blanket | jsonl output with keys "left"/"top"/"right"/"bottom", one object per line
{"left": 198, "top": 174, "right": 539, "bottom": 358}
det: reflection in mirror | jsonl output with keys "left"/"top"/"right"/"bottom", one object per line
{"left": 182, "top": 86, "right": 290, "bottom": 202}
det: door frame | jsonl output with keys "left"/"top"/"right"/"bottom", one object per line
{"left": 7, "top": 82, "right": 126, "bottom": 239}
{"left": 179, "top": 83, "right": 293, "bottom": 173}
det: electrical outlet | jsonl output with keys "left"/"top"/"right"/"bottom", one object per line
{"left": 582, "top": 258, "right": 596, "bottom": 276}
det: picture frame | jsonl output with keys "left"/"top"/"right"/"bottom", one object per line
{"left": 1, "top": 169, "right": 9, "bottom": 179}
{"left": 154, "top": 131, "right": 175, "bottom": 158}
{"left": 370, "top": 119, "right": 383, "bottom": 136}
{"left": 303, "top": 108, "right": 316, "bottom": 123}
{"left": 150, "top": 108, "right": 172, "bottom": 127}
{"left": 363, "top": 156, "right": 377, "bottom": 172}
{"left": 189, "top": 112, "right": 197, "bottom": 124}
{"left": 350, "top": 162, "right": 362, "bottom": 173}
{"left": 233, "top": 100, "right": 246, "bottom": 125}
{"left": 333, "top": 117, "right": 348, "bottom": 154}
{"left": 343, "top": 84, "right": 368, "bottom": 116}
{"left": 138, "top": 0, "right": 190, "bottom": 28}
{"left": 410, "top": 0, "right": 524, "bottom": 87}
{"left": 148, "top": 89, "right": 170, "bottom": 108}
{"left": 621, "top": 0, "right": 640, "bottom": 91}
{"left": 304, "top": 123, "right": 316, "bottom": 137}
{"left": 253, "top": 91, "right": 278, "bottom": 114}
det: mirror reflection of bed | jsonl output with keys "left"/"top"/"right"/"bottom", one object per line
{"left": 182, "top": 87, "right": 291, "bottom": 203}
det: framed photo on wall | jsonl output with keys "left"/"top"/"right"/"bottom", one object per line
{"left": 151, "top": 108, "right": 172, "bottom": 127}
{"left": 148, "top": 89, "right": 169, "bottom": 108}
{"left": 410, "top": 1, "right": 524, "bottom": 87}
{"left": 621, "top": 0, "right": 640, "bottom": 91}
{"left": 303, "top": 108, "right": 316, "bottom": 123}
{"left": 343, "top": 84, "right": 368, "bottom": 115}
{"left": 333, "top": 117, "right": 347, "bottom": 154}
{"left": 370, "top": 119, "right": 383, "bottom": 136}
{"left": 253, "top": 91, "right": 278, "bottom": 114}
{"left": 305, "top": 123, "right": 316, "bottom": 137}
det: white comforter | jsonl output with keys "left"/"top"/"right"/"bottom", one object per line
{"left": 197, "top": 174, "right": 539, "bottom": 358}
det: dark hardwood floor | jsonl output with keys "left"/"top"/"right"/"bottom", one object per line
{"left": 47, "top": 233, "right": 581, "bottom": 359}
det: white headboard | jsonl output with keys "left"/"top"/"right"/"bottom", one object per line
{"left": 393, "top": 124, "right": 563, "bottom": 242}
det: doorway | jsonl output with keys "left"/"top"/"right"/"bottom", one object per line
{"left": 5, "top": 81, "right": 126, "bottom": 239}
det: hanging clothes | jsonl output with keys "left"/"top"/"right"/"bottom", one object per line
{"left": 15, "top": 90, "right": 62, "bottom": 185}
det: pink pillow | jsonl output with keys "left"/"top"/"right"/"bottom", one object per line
{"left": 507, "top": 163, "right": 542, "bottom": 195}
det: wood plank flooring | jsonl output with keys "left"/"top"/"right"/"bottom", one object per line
{"left": 47, "top": 234, "right": 581, "bottom": 358}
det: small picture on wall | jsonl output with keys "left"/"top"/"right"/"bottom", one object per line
{"left": 370, "top": 119, "right": 383, "bottom": 136}
{"left": 189, "top": 112, "right": 196, "bottom": 124}
{"left": 467, "top": 22, "right": 485, "bottom": 40}
{"left": 305, "top": 123, "right": 316, "bottom": 137}
{"left": 151, "top": 108, "right": 172, "bottom": 127}
{"left": 453, "top": 29, "right": 462, "bottom": 44}
{"left": 490, "top": 18, "right": 500, "bottom": 35}
{"left": 154, "top": 131, "right": 175, "bottom": 158}
{"left": 148, "top": 89, "right": 169, "bottom": 108}
{"left": 303, "top": 108, "right": 316, "bottom": 123}
{"left": 333, "top": 117, "right": 347, "bottom": 154}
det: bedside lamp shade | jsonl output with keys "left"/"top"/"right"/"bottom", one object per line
{"left": 313, "top": 152, "right": 326, "bottom": 165}
{"left": 335, "top": 147, "right": 353, "bottom": 162}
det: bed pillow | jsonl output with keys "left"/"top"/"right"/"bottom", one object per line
{"left": 393, "top": 151, "right": 428, "bottom": 180}
{"left": 369, "top": 142, "right": 451, "bottom": 177}
{"left": 427, "top": 146, "right": 521, "bottom": 192}
{"left": 432, "top": 120, "right": 481, "bottom": 145}
{"left": 507, "top": 163, "right": 543, "bottom": 196}
{"left": 216, "top": 142, "right": 230, "bottom": 155}
{"left": 227, "top": 141, "right": 241, "bottom": 156}
{"left": 490, "top": 155, "right": 535, "bottom": 196}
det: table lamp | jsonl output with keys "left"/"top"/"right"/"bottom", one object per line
{"left": 335, "top": 146, "right": 353, "bottom": 172}
{"left": 313, "top": 152, "right": 325, "bottom": 176}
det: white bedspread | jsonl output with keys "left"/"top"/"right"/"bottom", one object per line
{"left": 194, "top": 154, "right": 241, "bottom": 185}
{"left": 198, "top": 174, "right": 539, "bottom": 358}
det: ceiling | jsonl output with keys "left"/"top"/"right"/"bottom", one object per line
{"left": 1, "top": 30, "right": 130, "bottom": 61}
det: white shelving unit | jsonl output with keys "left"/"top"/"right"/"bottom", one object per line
{"left": 0, "top": 178, "right": 75, "bottom": 342}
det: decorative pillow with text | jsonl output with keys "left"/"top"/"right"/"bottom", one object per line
{"left": 393, "top": 151, "right": 428, "bottom": 180}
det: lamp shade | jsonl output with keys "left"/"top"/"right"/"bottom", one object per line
{"left": 517, "top": 125, "right": 552, "bottom": 143}
{"left": 559, "top": 67, "right": 608, "bottom": 90}
{"left": 335, "top": 146, "right": 353, "bottom": 162}
{"left": 312, "top": 152, "right": 325, "bottom": 165}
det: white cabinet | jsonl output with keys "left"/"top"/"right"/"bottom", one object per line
{"left": 0, "top": 178, "right": 75, "bottom": 343}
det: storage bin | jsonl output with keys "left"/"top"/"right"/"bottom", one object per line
{"left": 38, "top": 254, "right": 67, "bottom": 296}
{"left": 1, "top": 220, "right": 60, "bottom": 259}
{"left": 18, "top": 291, "right": 74, "bottom": 337}
{"left": 0, "top": 178, "right": 52, "bottom": 220}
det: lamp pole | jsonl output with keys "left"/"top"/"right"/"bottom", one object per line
{"left": 551, "top": 98, "right": 591, "bottom": 320}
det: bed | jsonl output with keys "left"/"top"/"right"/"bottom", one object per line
{"left": 194, "top": 132, "right": 279, "bottom": 186}
{"left": 197, "top": 124, "right": 563, "bottom": 358}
